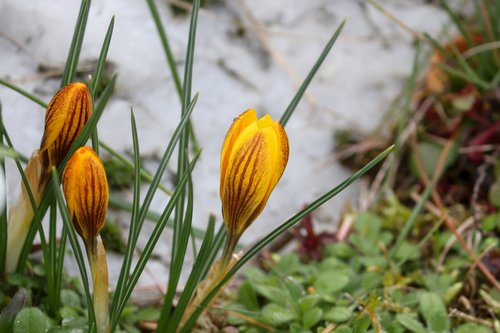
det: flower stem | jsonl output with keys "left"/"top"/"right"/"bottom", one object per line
{"left": 86, "top": 236, "right": 109, "bottom": 333}
{"left": 220, "top": 230, "right": 240, "bottom": 269}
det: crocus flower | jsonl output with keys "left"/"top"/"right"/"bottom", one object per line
{"left": 62, "top": 146, "right": 109, "bottom": 333}
{"left": 5, "top": 82, "right": 92, "bottom": 273}
{"left": 220, "top": 108, "right": 289, "bottom": 245}
{"left": 62, "top": 146, "right": 108, "bottom": 243}
{"left": 180, "top": 109, "right": 289, "bottom": 329}
{"left": 40, "top": 82, "right": 92, "bottom": 172}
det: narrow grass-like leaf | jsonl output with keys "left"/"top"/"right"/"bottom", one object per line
{"left": 51, "top": 167, "right": 96, "bottom": 332}
{"left": 158, "top": 166, "right": 195, "bottom": 330}
{"left": 145, "top": 0, "right": 200, "bottom": 152}
{"left": 383, "top": 41, "right": 420, "bottom": 190}
{"left": 146, "top": 0, "right": 182, "bottom": 97}
{"left": 47, "top": 203, "right": 58, "bottom": 315}
{"left": 169, "top": 3, "right": 201, "bottom": 301}
{"left": 0, "top": 79, "right": 47, "bottom": 108}
{"left": 91, "top": 131, "right": 99, "bottom": 155}
{"left": 111, "top": 153, "right": 200, "bottom": 330}
{"left": 181, "top": 0, "right": 199, "bottom": 114}
{"left": 189, "top": 226, "right": 199, "bottom": 258}
{"left": 423, "top": 32, "right": 492, "bottom": 90}
{"left": 99, "top": 141, "right": 173, "bottom": 196}
{"left": 280, "top": 20, "right": 345, "bottom": 127}
{"left": 396, "top": 217, "right": 443, "bottom": 268}
{"left": 134, "top": 93, "right": 198, "bottom": 246}
{"left": 0, "top": 105, "right": 6, "bottom": 272}
{"left": 55, "top": 227, "right": 67, "bottom": 308}
{"left": 423, "top": 32, "right": 453, "bottom": 61}
{"left": 164, "top": 217, "right": 216, "bottom": 333}
{"left": 440, "top": 63, "right": 490, "bottom": 90}
{"left": 440, "top": 0, "right": 473, "bottom": 46}
{"left": 389, "top": 178, "right": 436, "bottom": 258}
{"left": 90, "top": 13, "right": 112, "bottom": 154}
{"left": 447, "top": 37, "right": 490, "bottom": 85}
{"left": 200, "top": 222, "right": 226, "bottom": 280}
{"left": 487, "top": 1, "right": 499, "bottom": 40}
{"left": 490, "top": 69, "right": 500, "bottom": 87}
{"left": 474, "top": 2, "right": 497, "bottom": 53}
{"left": 107, "top": 194, "right": 206, "bottom": 238}
{"left": 61, "top": 0, "right": 91, "bottom": 87}
{"left": 111, "top": 109, "right": 142, "bottom": 323}
{"left": 395, "top": 41, "right": 419, "bottom": 154}
{"left": 91, "top": 16, "right": 115, "bottom": 95}
{"left": 180, "top": 145, "right": 394, "bottom": 333}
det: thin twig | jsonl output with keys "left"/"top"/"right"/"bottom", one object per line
{"left": 449, "top": 308, "right": 495, "bottom": 328}
{"left": 321, "top": 323, "right": 336, "bottom": 333}
{"left": 366, "top": 0, "right": 426, "bottom": 42}
{"left": 438, "top": 216, "right": 475, "bottom": 265}
{"left": 471, "top": 162, "right": 489, "bottom": 226}
{"left": 221, "top": 308, "right": 276, "bottom": 331}
{"left": 460, "top": 144, "right": 500, "bottom": 154}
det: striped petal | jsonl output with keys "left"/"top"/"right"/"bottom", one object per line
{"left": 40, "top": 82, "right": 92, "bottom": 170}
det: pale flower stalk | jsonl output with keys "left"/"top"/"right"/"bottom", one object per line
{"left": 86, "top": 236, "right": 109, "bottom": 333}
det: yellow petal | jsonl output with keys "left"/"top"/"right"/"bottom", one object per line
{"left": 40, "top": 82, "right": 92, "bottom": 170}
{"left": 220, "top": 109, "right": 289, "bottom": 238}
{"left": 220, "top": 109, "right": 258, "bottom": 194}
{"left": 62, "top": 146, "right": 108, "bottom": 241}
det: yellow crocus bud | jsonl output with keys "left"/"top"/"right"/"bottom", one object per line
{"left": 62, "top": 146, "right": 108, "bottom": 243}
{"left": 40, "top": 82, "right": 92, "bottom": 171}
{"left": 181, "top": 110, "right": 289, "bottom": 328}
{"left": 181, "top": 110, "right": 288, "bottom": 329}
{"left": 220, "top": 108, "right": 289, "bottom": 241}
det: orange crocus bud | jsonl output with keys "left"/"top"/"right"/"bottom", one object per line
{"left": 62, "top": 146, "right": 108, "bottom": 242}
{"left": 220, "top": 108, "right": 289, "bottom": 240}
{"left": 40, "top": 82, "right": 92, "bottom": 171}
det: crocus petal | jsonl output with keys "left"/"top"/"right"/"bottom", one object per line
{"left": 220, "top": 109, "right": 289, "bottom": 238}
{"left": 40, "top": 82, "right": 92, "bottom": 170}
{"left": 220, "top": 109, "right": 258, "bottom": 194}
{"left": 62, "top": 146, "right": 108, "bottom": 242}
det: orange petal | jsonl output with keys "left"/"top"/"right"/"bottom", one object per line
{"left": 40, "top": 82, "right": 92, "bottom": 170}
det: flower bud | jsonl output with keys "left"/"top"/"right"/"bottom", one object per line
{"left": 220, "top": 109, "right": 289, "bottom": 238}
{"left": 40, "top": 82, "right": 92, "bottom": 171}
{"left": 62, "top": 146, "right": 108, "bottom": 242}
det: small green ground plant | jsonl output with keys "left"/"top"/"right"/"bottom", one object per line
{"left": 226, "top": 199, "right": 499, "bottom": 332}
